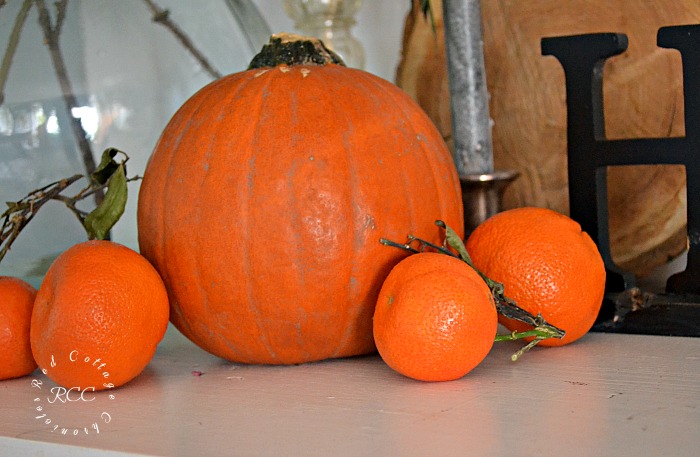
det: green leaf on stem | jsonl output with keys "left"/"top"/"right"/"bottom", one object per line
{"left": 3, "top": 201, "right": 24, "bottom": 214}
{"left": 91, "top": 147, "right": 125, "bottom": 185}
{"left": 83, "top": 164, "right": 127, "bottom": 240}
{"left": 435, "top": 220, "right": 472, "bottom": 264}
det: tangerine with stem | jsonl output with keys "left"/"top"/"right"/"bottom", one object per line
{"left": 465, "top": 207, "right": 606, "bottom": 346}
{"left": 373, "top": 252, "right": 497, "bottom": 382}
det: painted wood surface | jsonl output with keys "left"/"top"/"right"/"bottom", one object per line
{"left": 1, "top": 325, "right": 698, "bottom": 456}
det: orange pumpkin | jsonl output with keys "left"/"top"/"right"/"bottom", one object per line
{"left": 137, "top": 34, "right": 463, "bottom": 364}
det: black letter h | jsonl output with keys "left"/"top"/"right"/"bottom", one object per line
{"left": 542, "top": 25, "right": 700, "bottom": 295}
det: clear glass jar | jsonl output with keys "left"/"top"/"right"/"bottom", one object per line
{"left": 0, "top": 0, "right": 269, "bottom": 287}
{"left": 283, "top": 0, "right": 365, "bottom": 69}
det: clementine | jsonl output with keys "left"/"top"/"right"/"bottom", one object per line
{"left": 373, "top": 252, "right": 497, "bottom": 382}
{"left": 465, "top": 207, "right": 606, "bottom": 346}
{"left": 0, "top": 276, "right": 38, "bottom": 380}
{"left": 30, "top": 240, "right": 169, "bottom": 390}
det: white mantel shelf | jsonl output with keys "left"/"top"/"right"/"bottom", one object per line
{"left": 1, "top": 326, "right": 698, "bottom": 457}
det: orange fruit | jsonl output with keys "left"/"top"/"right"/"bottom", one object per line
{"left": 465, "top": 207, "right": 606, "bottom": 346}
{"left": 0, "top": 276, "right": 38, "bottom": 380}
{"left": 373, "top": 252, "right": 497, "bottom": 382}
{"left": 31, "top": 240, "right": 169, "bottom": 390}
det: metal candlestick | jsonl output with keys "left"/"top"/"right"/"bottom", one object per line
{"left": 460, "top": 170, "right": 520, "bottom": 235}
{"left": 442, "top": 0, "right": 493, "bottom": 176}
{"left": 442, "top": 0, "right": 518, "bottom": 231}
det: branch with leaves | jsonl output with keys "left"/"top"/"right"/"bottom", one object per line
{"left": 1, "top": 0, "right": 224, "bottom": 243}
{"left": 380, "top": 220, "right": 566, "bottom": 361}
{"left": 0, "top": 149, "right": 139, "bottom": 263}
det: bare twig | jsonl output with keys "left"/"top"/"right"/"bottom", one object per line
{"left": 0, "top": 174, "right": 83, "bottom": 262}
{"left": 141, "top": 0, "right": 222, "bottom": 79}
{"left": 53, "top": 0, "right": 68, "bottom": 36}
{"left": 34, "top": 0, "right": 103, "bottom": 206}
{"left": 0, "top": 0, "right": 33, "bottom": 105}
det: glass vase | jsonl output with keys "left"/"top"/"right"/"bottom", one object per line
{"left": 0, "top": 0, "right": 269, "bottom": 287}
{"left": 283, "top": 0, "right": 365, "bottom": 69}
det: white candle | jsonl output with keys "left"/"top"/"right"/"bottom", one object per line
{"left": 442, "top": 0, "right": 494, "bottom": 176}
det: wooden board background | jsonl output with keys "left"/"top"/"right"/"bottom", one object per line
{"left": 396, "top": 0, "right": 698, "bottom": 275}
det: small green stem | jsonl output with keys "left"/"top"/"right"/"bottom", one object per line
{"left": 510, "top": 338, "right": 543, "bottom": 362}
{"left": 380, "top": 236, "right": 456, "bottom": 257}
{"left": 494, "top": 326, "right": 561, "bottom": 361}
{"left": 494, "top": 328, "right": 558, "bottom": 342}
{"left": 379, "top": 238, "right": 419, "bottom": 254}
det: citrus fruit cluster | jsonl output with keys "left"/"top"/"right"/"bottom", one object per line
{"left": 373, "top": 207, "right": 606, "bottom": 382}
{"left": 1, "top": 241, "right": 169, "bottom": 390}
{"left": 1, "top": 206, "right": 604, "bottom": 387}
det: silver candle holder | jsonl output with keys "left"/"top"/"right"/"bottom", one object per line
{"left": 442, "top": 0, "right": 518, "bottom": 233}
{"left": 460, "top": 170, "right": 520, "bottom": 234}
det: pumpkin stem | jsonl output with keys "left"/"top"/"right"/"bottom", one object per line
{"left": 248, "top": 33, "right": 346, "bottom": 69}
